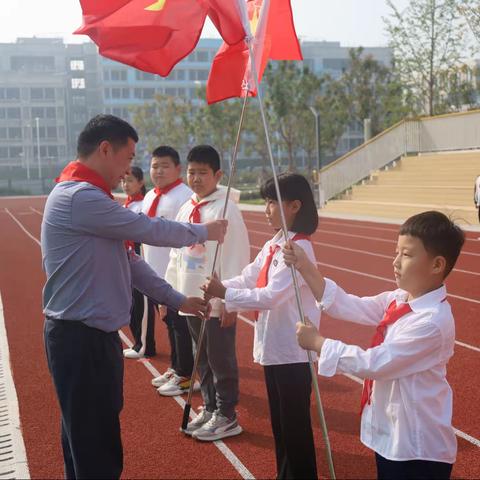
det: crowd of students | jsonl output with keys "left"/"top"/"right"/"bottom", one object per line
{"left": 43, "top": 115, "right": 464, "bottom": 480}
{"left": 122, "top": 139, "right": 464, "bottom": 480}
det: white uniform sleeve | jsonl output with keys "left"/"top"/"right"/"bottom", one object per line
{"left": 318, "top": 317, "right": 444, "bottom": 380}
{"left": 225, "top": 239, "right": 312, "bottom": 312}
{"left": 320, "top": 278, "right": 393, "bottom": 328}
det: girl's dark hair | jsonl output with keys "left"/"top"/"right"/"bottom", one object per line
{"left": 130, "top": 166, "right": 146, "bottom": 196}
{"left": 260, "top": 173, "right": 318, "bottom": 235}
{"left": 399, "top": 211, "right": 465, "bottom": 278}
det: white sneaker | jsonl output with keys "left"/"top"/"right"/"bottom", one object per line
{"left": 192, "top": 411, "right": 242, "bottom": 441}
{"left": 123, "top": 348, "right": 144, "bottom": 359}
{"left": 151, "top": 368, "right": 175, "bottom": 388}
{"left": 182, "top": 407, "right": 213, "bottom": 436}
{"left": 157, "top": 374, "right": 200, "bottom": 397}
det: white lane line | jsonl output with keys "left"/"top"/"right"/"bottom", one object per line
{"left": 8, "top": 207, "right": 255, "bottom": 480}
{"left": 4, "top": 209, "right": 41, "bottom": 247}
{"left": 29, "top": 207, "right": 43, "bottom": 215}
{"left": 247, "top": 227, "right": 480, "bottom": 276}
{"left": 237, "top": 313, "right": 480, "bottom": 448}
{"left": 0, "top": 292, "right": 30, "bottom": 479}
{"left": 118, "top": 330, "right": 254, "bottom": 480}
{"left": 244, "top": 218, "right": 480, "bottom": 257}
{"left": 248, "top": 243, "right": 480, "bottom": 306}
{"left": 11, "top": 206, "right": 480, "bottom": 451}
{"left": 455, "top": 340, "right": 480, "bottom": 353}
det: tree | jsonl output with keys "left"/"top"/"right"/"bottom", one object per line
{"left": 130, "top": 94, "right": 194, "bottom": 156}
{"left": 192, "top": 89, "right": 248, "bottom": 173}
{"left": 264, "top": 62, "right": 321, "bottom": 171}
{"left": 340, "top": 48, "right": 413, "bottom": 135}
{"left": 385, "top": 0, "right": 475, "bottom": 116}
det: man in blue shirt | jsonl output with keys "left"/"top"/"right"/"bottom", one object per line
{"left": 41, "top": 115, "right": 227, "bottom": 479}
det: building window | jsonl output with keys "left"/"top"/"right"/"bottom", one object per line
{"left": 0, "top": 128, "right": 6, "bottom": 139}
{"left": 165, "top": 87, "right": 176, "bottom": 96}
{"left": 6, "top": 88, "right": 20, "bottom": 100}
{"left": 135, "top": 71, "right": 156, "bottom": 81}
{"left": 177, "top": 69, "right": 185, "bottom": 80}
{"left": 46, "top": 107, "right": 56, "bottom": 118}
{"left": 45, "top": 88, "right": 55, "bottom": 100}
{"left": 31, "top": 107, "right": 44, "bottom": 118}
{"left": 0, "top": 108, "right": 4, "bottom": 119}
{"left": 134, "top": 88, "right": 155, "bottom": 99}
{"left": 31, "top": 88, "right": 43, "bottom": 100}
{"left": 122, "top": 88, "right": 130, "bottom": 98}
{"left": 8, "top": 127, "right": 22, "bottom": 139}
{"left": 9, "top": 147, "right": 22, "bottom": 158}
{"left": 178, "top": 88, "right": 186, "bottom": 97}
{"left": 104, "top": 71, "right": 110, "bottom": 81}
{"left": 7, "top": 108, "right": 21, "bottom": 119}
{"left": 111, "top": 70, "right": 127, "bottom": 81}
{"left": 47, "top": 126, "right": 57, "bottom": 139}
{"left": 70, "top": 60, "right": 85, "bottom": 71}
{"left": 112, "top": 88, "right": 121, "bottom": 99}
{"left": 11, "top": 56, "right": 55, "bottom": 72}
{"left": 197, "top": 51, "right": 208, "bottom": 62}
{"left": 104, "top": 88, "right": 111, "bottom": 99}
{"left": 71, "top": 78, "right": 86, "bottom": 89}
{"left": 0, "top": 147, "right": 7, "bottom": 158}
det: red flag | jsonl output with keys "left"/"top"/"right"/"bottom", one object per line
{"left": 205, "top": 0, "right": 248, "bottom": 46}
{"left": 206, "top": 0, "right": 302, "bottom": 104}
{"left": 75, "top": 0, "right": 206, "bottom": 77}
{"left": 75, "top": 0, "right": 247, "bottom": 78}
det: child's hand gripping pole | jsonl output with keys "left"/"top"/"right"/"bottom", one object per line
{"left": 181, "top": 94, "right": 249, "bottom": 432}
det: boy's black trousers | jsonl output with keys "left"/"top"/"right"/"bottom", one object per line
{"left": 375, "top": 453, "right": 453, "bottom": 480}
{"left": 44, "top": 318, "right": 124, "bottom": 479}
{"left": 263, "top": 362, "right": 318, "bottom": 480}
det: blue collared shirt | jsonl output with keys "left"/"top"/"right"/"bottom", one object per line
{"left": 41, "top": 181, "right": 207, "bottom": 332}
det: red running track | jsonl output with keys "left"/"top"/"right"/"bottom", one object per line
{"left": 0, "top": 197, "right": 479, "bottom": 479}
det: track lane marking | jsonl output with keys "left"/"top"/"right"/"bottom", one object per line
{"left": 244, "top": 218, "right": 480, "bottom": 257}
{"left": 118, "top": 331, "right": 254, "bottom": 480}
{"left": 12, "top": 206, "right": 480, "bottom": 450}
{"left": 247, "top": 227, "right": 480, "bottom": 277}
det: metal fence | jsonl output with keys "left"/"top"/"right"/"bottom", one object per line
{"left": 320, "top": 109, "right": 480, "bottom": 201}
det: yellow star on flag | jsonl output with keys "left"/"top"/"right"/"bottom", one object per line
{"left": 145, "top": 0, "right": 167, "bottom": 11}
{"left": 249, "top": 5, "right": 260, "bottom": 35}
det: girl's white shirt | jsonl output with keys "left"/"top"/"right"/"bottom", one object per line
{"left": 224, "top": 230, "right": 321, "bottom": 366}
{"left": 125, "top": 200, "right": 143, "bottom": 214}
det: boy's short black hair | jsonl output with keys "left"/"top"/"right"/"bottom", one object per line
{"left": 187, "top": 145, "right": 220, "bottom": 173}
{"left": 151, "top": 145, "right": 180, "bottom": 166}
{"left": 77, "top": 114, "right": 138, "bottom": 158}
{"left": 399, "top": 211, "right": 465, "bottom": 277}
{"left": 260, "top": 173, "right": 319, "bottom": 235}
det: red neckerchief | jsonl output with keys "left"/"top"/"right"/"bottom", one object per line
{"left": 124, "top": 193, "right": 145, "bottom": 209}
{"left": 147, "top": 178, "right": 183, "bottom": 217}
{"left": 56, "top": 161, "right": 113, "bottom": 199}
{"left": 189, "top": 198, "right": 211, "bottom": 224}
{"left": 254, "top": 233, "right": 311, "bottom": 320}
{"left": 360, "top": 296, "right": 446, "bottom": 414}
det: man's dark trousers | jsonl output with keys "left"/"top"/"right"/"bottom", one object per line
{"left": 44, "top": 318, "right": 124, "bottom": 479}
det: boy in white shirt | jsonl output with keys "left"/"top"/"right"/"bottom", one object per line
{"left": 284, "top": 210, "right": 465, "bottom": 480}
{"left": 124, "top": 147, "right": 193, "bottom": 383}
{"left": 165, "top": 145, "right": 250, "bottom": 440}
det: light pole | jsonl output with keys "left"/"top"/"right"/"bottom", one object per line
{"left": 35, "top": 117, "right": 42, "bottom": 180}
{"left": 309, "top": 106, "right": 324, "bottom": 208}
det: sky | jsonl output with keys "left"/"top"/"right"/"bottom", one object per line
{"left": 0, "top": 0, "right": 411, "bottom": 48}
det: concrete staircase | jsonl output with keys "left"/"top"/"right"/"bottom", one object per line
{"left": 322, "top": 151, "right": 480, "bottom": 226}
